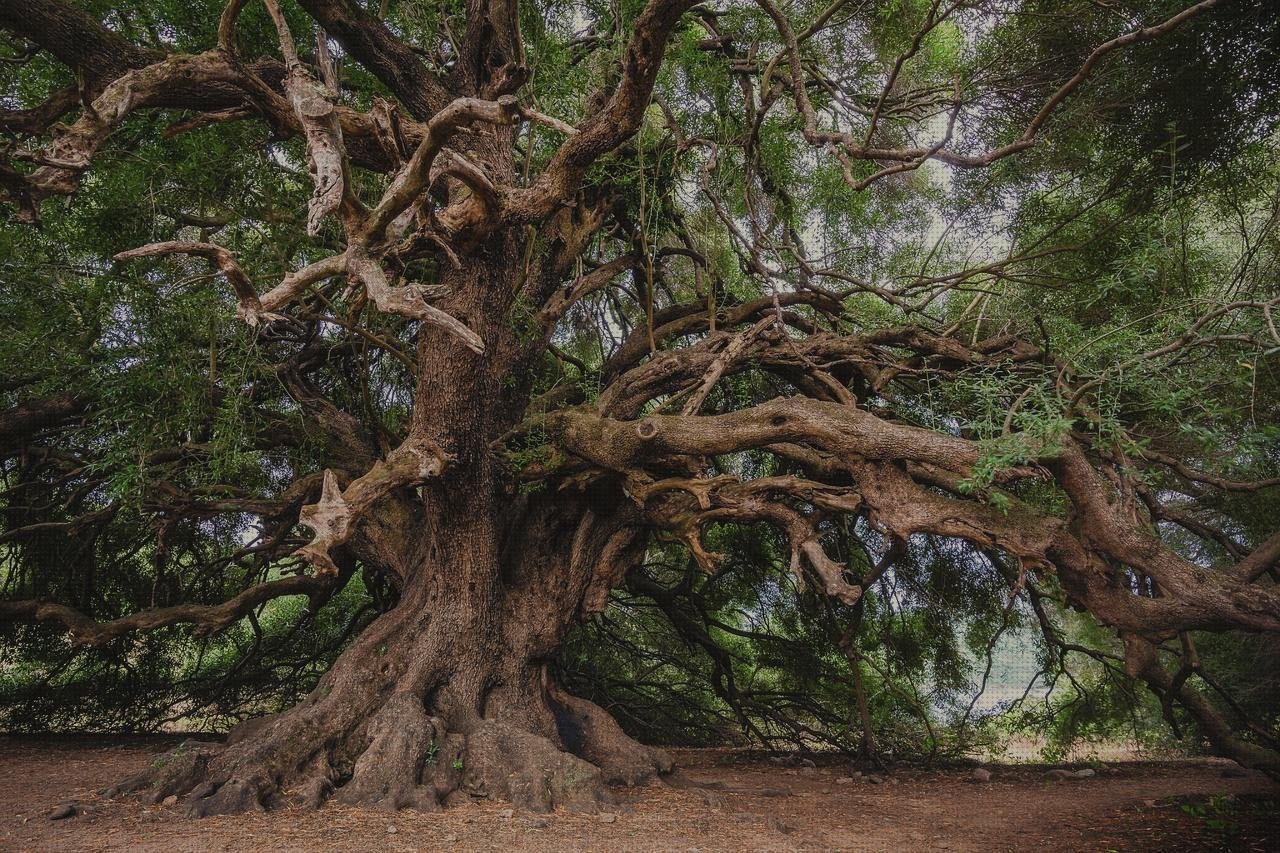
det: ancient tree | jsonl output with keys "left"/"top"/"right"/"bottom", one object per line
{"left": 2, "top": 0, "right": 1279, "bottom": 815}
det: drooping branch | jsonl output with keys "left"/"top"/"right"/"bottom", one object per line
{"left": 1052, "top": 441, "right": 1280, "bottom": 631}
{"left": 548, "top": 394, "right": 1280, "bottom": 635}
{"left": 1122, "top": 634, "right": 1280, "bottom": 776}
{"left": 0, "top": 573, "right": 343, "bottom": 647}
{"left": 631, "top": 473, "right": 864, "bottom": 603}
{"left": 114, "top": 241, "right": 271, "bottom": 325}
{"left": 1137, "top": 444, "right": 1280, "bottom": 493}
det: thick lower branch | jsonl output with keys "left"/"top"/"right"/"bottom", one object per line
{"left": 0, "top": 573, "right": 342, "bottom": 646}
{"left": 550, "top": 401, "right": 1280, "bottom": 634}
{"left": 1124, "top": 635, "right": 1280, "bottom": 778}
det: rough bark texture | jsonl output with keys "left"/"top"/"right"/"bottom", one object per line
{"left": 107, "top": 482, "right": 670, "bottom": 815}
{"left": 3, "top": 0, "right": 1278, "bottom": 813}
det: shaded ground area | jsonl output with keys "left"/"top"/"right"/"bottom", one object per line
{"left": 1, "top": 737, "right": 1275, "bottom": 851}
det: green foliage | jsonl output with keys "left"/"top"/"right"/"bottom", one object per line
{"left": 0, "top": 577, "right": 379, "bottom": 732}
{"left": 2, "top": 0, "right": 1278, "bottom": 766}
{"left": 562, "top": 520, "right": 1040, "bottom": 758}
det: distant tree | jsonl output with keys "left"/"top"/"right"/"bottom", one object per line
{"left": 1, "top": 0, "right": 1277, "bottom": 815}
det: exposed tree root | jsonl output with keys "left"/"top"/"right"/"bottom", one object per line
{"left": 104, "top": 678, "right": 672, "bottom": 817}
{"left": 462, "top": 720, "right": 612, "bottom": 812}
{"left": 551, "top": 686, "right": 674, "bottom": 786}
{"left": 334, "top": 692, "right": 443, "bottom": 811}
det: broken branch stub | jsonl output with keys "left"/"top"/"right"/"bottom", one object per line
{"left": 295, "top": 436, "right": 453, "bottom": 574}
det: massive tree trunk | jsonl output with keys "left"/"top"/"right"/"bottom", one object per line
{"left": 108, "top": 210, "right": 676, "bottom": 813}
{"left": 6, "top": 0, "right": 1279, "bottom": 816}
{"left": 116, "top": 482, "right": 671, "bottom": 816}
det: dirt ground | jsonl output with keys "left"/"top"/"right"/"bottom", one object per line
{"left": 0, "top": 737, "right": 1275, "bottom": 852}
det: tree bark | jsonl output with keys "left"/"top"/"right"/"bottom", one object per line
{"left": 104, "top": 200, "right": 676, "bottom": 811}
{"left": 113, "top": 484, "right": 670, "bottom": 815}
{"left": 849, "top": 656, "right": 877, "bottom": 764}
{"left": 7, "top": 0, "right": 1276, "bottom": 810}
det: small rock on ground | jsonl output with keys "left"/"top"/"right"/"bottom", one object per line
{"left": 756, "top": 787, "right": 792, "bottom": 798}
{"left": 497, "top": 808, "right": 515, "bottom": 819}
{"left": 598, "top": 812, "right": 617, "bottom": 823}
{"left": 47, "top": 802, "right": 77, "bottom": 821}
{"left": 699, "top": 790, "right": 725, "bottom": 810}
{"left": 1043, "top": 768, "right": 1095, "bottom": 781}
{"left": 768, "top": 817, "right": 797, "bottom": 835}
{"left": 970, "top": 768, "right": 991, "bottom": 783}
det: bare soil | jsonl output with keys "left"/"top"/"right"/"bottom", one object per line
{"left": 1, "top": 736, "right": 1275, "bottom": 852}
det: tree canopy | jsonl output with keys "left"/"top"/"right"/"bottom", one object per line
{"left": 1, "top": 0, "right": 1278, "bottom": 815}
